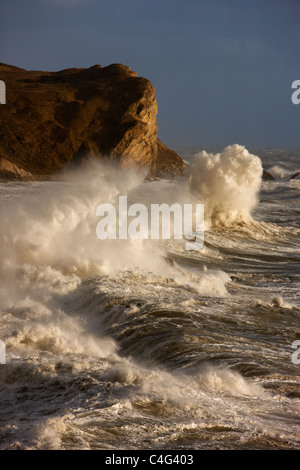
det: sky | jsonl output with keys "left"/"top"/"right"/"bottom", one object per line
{"left": 0, "top": 0, "right": 299, "bottom": 148}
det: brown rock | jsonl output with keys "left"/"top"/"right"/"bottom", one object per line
{"left": 155, "top": 139, "right": 187, "bottom": 178}
{"left": 0, "top": 154, "right": 35, "bottom": 180}
{"left": 0, "top": 63, "right": 184, "bottom": 179}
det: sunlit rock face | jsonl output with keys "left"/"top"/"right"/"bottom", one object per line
{"left": 0, "top": 62, "right": 186, "bottom": 180}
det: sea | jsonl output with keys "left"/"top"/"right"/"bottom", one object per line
{"left": 0, "top": 144, "right": 299, "bottom": 450}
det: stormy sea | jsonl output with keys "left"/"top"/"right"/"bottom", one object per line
{"left": 0, "top": 144, "right": 299, "bottom": 450}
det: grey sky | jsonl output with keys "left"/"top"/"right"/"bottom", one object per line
{"left": 0, "top": 0, "right": 299, "bottom": 147}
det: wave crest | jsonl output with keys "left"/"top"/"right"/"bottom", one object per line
{"left": 188, "top": 144, "right": 263, "bottom": 227}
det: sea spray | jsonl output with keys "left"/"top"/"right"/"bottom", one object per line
{"left": 0, "top": 146, "right": 299, "bottom": 450}
{"left": 188, "top": 144, "right": 263, "bottom": 227}
{"left": 0, "top": 161, "right": 163, "bottom": 289}
{"left": 0, "top": 158, "right": 231, "bottom": 313}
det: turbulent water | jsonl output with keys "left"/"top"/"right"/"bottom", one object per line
{"left": 0, "top": 145, "right": 299, "bottom": 450}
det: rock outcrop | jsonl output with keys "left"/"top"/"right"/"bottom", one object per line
{"left": 156, "top": 139, "right": 187, "bottom": 178}
{"left": 0, "top": 154, "right": 35, "bottom": 180}
{"left": 262, "top": 169, "right": 275, "bottom": 181}
{"left": 0, "top": 63, "right": 186, "bottom": 180}
{"left": 290, "top": 171, "right": 300, "bottom": 180}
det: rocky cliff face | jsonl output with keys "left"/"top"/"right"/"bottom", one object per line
{"left": 0, "top": 63, "right": 186, "bottom": 180}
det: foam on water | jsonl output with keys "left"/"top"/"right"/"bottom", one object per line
{"left": 0, "top": 161, "right": 160, "bottom": 279}
{"left": 0, "top": 146, "right": 299, "bottom": 450}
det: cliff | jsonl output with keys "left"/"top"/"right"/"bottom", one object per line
{"left": 0, "top": 63, "right": 186, "bottom": 180}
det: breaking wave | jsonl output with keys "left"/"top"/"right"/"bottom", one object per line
{"left": 187, "top": 144, "right": 263, "bottom": 227}
{"left": 1, "top": 145, "right": 299, "bottom": 450}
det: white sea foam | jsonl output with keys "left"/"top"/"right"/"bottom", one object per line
{"left": 0, "top": 161, "right": 151, "bottom": 279}
{"left": 0, "top": 147, "right": 299, "bottom": 451}
{"left": 267, "top": 165, "right": 291, "bottom": 179}
{"left": 97, "top": 358, "right": 264, "bottom": 402}
{"left": 23, "top": 360, "right": 264, "bottom": 450}
{"left": 0, "top": 158, "right": 234, "bottom": 312}
{"left": 0, "top": 162, "right": 168, "bottom": 309}
{"left": 271, "top": 296, "right": 294, "bottom": 309}
{"left": 187, "top": 144, "right": 263, "bottom": 227}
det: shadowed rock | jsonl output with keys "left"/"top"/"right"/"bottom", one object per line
{"left": 262, "top": 169, "right": 275, "bottom": 181}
